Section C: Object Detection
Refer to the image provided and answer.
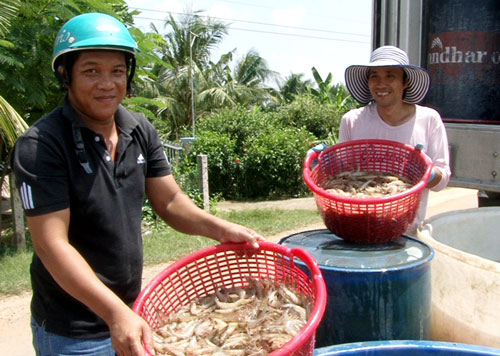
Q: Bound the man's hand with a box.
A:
[217,221,265,249]
[109,308,153,356]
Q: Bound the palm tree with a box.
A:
[0,96,28,198]
[197,49,279,111]
[149,12,228,138]
[230,50,279,105]
[142,12,278,139]
[0,0,19,36]
[278,73,313,103]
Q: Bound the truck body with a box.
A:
[372,0,500,197]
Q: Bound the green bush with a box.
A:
[182,106,315,199]
[185,131,239,198]
[195,106,275,147]
[174,96,351,201]
[273,94,343,141]
[240,126,313,198]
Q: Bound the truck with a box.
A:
[372,0,500,205]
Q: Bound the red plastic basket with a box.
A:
[303,139,433,243]
[133,241,327,356]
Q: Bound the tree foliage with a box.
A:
[0,0,21,37]
[278,73,313,103]
[274,94,342,142]
[134,12,279,140]
[0,1,358,202]
[0,0,30,160]
[308,66,358,110]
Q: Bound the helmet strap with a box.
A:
[72,123,93,174]
[54,65,66,90]
[54,54,77,91]
[127,56,136,96]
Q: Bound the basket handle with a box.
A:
[304,148,322,177]
[412,143,434,185]
[271,247,327,356]
[290,246,327,315]
[291,247,325,287]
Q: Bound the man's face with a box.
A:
[67,50,127,123]
[367,66,408,107]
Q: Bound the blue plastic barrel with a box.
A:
[314,340,500,355]
[279,229,434,348]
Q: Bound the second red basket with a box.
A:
[303,139,433,243]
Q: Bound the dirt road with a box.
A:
[0,187,479,355]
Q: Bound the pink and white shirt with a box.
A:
[339,102,451,234]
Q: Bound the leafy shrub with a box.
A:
[142,152,223,225]
[240,126,314,198]
[174,95,354,201]
[185,131,239,198]
[181,106,315,199]
[196,106,276,148]
[273,94,343,141]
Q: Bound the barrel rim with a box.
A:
[279,229,434,272]
[314,339,500,355]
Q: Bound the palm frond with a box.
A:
[0,0,21,37]
[0,95,28,148]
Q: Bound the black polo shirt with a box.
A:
[12,97,171,338]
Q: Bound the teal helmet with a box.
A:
[52,13,139,91]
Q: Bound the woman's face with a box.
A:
[367,66,408,107]
[67,50,127,124]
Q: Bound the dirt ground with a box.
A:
[0,187,479,355]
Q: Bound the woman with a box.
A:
[340,45,451,235]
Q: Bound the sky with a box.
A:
[125,0,373,86]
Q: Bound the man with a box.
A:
[12,13,263,356]
[340,45,451,234]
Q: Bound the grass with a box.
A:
[0,208,321,297]
[0,247,33,295]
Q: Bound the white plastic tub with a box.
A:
[417,207,500,348]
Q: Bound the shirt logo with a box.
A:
[20,182,34,210]
[137,153,146,164]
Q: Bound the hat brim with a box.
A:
[345,64,431,105]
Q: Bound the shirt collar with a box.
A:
[114,104,139,135]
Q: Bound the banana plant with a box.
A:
[308,66,358,111]
[308,66,334,104]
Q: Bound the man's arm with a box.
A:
[27,209,152,356]
[146,175,263,248]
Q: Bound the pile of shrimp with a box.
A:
[320,171,414,198]
[152,277,311,356]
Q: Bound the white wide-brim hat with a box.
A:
[345,46,431,105]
